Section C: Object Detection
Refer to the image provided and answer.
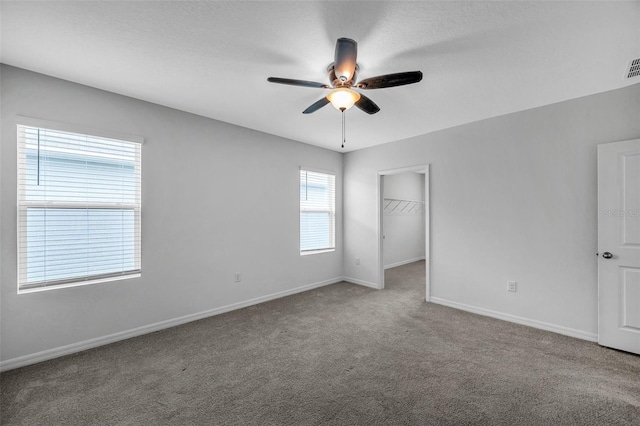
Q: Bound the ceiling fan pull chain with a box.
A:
[341,109,346,149]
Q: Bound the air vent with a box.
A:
[626,58,640,79]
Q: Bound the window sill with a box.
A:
[18,273,141,294]
[300,249,335,256]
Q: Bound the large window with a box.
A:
[17,123,142,292]
[300,169,335,254]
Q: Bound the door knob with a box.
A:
[602,252,613,259]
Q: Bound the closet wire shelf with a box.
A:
[383,198,424,216]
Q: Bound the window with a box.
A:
[17,123,142,292]
[300,169,335,254]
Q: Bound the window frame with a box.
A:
[299,168,336,256]
[16,117,143,293]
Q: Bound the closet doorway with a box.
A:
[378,165,430,301]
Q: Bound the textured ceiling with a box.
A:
[1,1,639,152]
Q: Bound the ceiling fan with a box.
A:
[267,38,423,115]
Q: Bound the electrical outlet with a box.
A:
[235,273,241,283]
[356,257,360,265]
[507,281,517,292]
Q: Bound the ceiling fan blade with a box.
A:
[334,38,358,83]
[303,97,330,114]
[354,94,380,115]
[267,77,329,89]
[356,71,423,89]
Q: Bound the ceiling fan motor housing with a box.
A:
[327,63,359,87]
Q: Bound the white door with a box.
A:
[597,139,640,354]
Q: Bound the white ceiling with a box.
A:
[1,1,639,152]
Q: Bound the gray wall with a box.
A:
[383,173,425,268]
[344,83,640,338]
[2,63,639,367]
[0,65,343,364]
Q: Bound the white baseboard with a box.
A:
[384,257,425,270]
[430,297,598,342]
[0,277,343,372]
[342,276,380,289]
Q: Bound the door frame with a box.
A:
[377,164,431,301]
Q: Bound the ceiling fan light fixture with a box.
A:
[327,88,361,111]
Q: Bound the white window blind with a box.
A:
[17,124,142,292]
[300,170,335,254]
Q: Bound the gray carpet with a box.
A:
[1,261,639,425]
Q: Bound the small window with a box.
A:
[17,124,142,292]
[300,169,335,255]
